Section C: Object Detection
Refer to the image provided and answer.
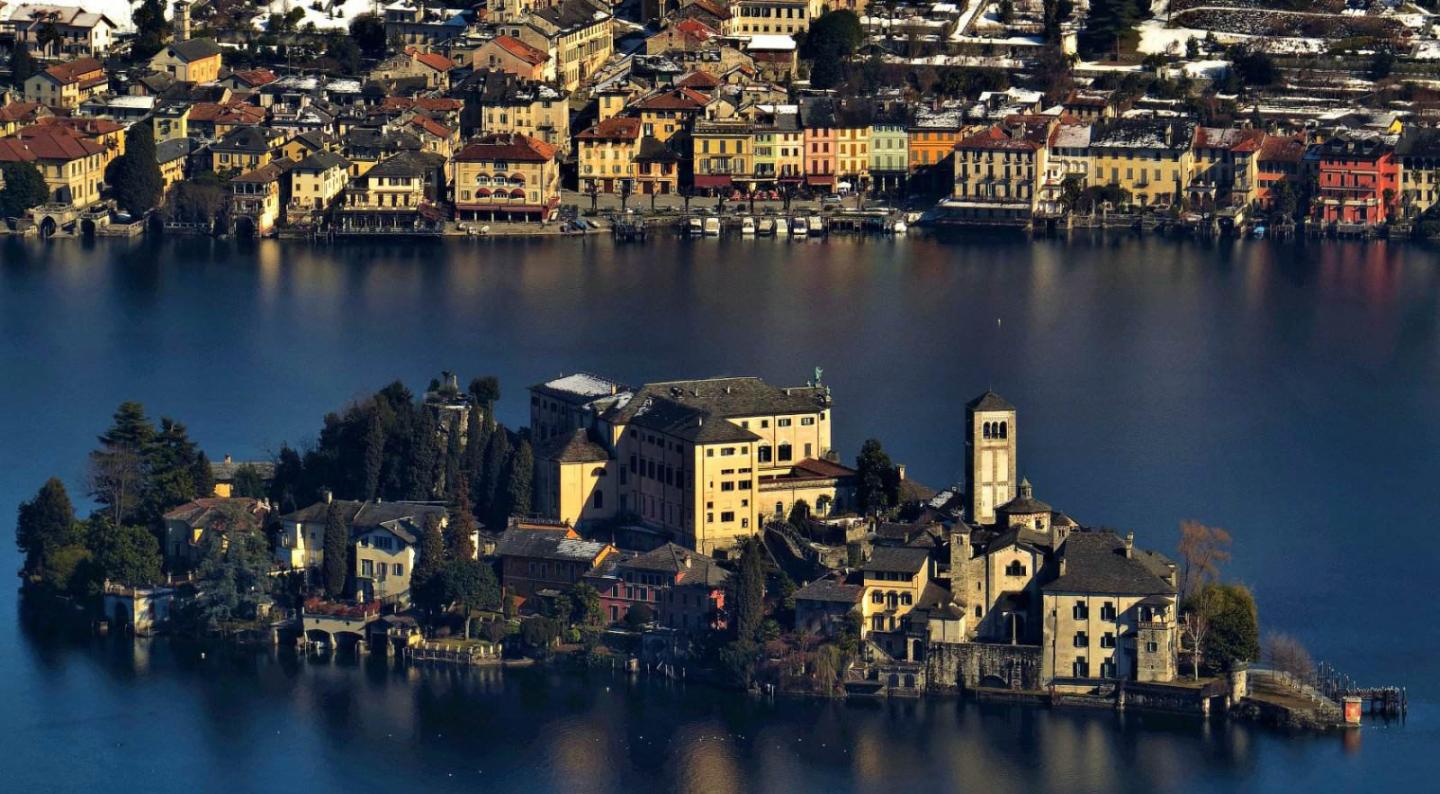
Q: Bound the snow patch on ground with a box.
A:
[252,0,377,32]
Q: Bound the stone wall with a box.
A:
[924,641,1043,692]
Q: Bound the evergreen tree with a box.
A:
[350,13,387,58]
[270,445,306,513]
[108,122,164,216]
[855,438,899,514]
[447,479,479,561]
[442,415,463,499]
[322,501,349,598]
[232,464,267,499]
[89,402,156,525]
[131,0,168,60]
[361,407,385,500]
[88,519,162,589]
[476,426,511,525]
[141,418,206,526]
[415,559,500,637]
[1196,583,1260,670]
[468,375,501,422]
[502,439,534,524]
[192,449,214,498]
[8,44,35,87]
[801,11,862,90]
[733,537,766,643]
[183,530,273,629]
[0,161,49,218]
[405,409,439,501]
[413,512,446,592]
[15,478,78,581]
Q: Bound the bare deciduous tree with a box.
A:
[1177,520,1232,602]
[1180,587,1215,681]
[1264,631,1315,680]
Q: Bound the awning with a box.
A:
[509,188,525,199]
[509,173,526,184]
[476,188,492,197]
[693,175,732,188]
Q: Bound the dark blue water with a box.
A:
[2,233,1437,791]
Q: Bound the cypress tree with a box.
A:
[109,122,163,217]
[322,501,349,598]
[447,479,479,561]
[406,410,439,501]
[502,439,534,524]
[362,407,384,500]
[733,537,766,643]
[442,415,463,499]
[191,449,214,499]
[8,44,35,87]
[413,512,446,588]
[476,426,510,525]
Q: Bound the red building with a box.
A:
[496,527,615,603]
[1313,133,1398,226]
[588,543,727,631]
[1255,134,1306,211]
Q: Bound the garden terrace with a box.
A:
[1171,7,1408,40]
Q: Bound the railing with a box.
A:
[1249,666,1343,718]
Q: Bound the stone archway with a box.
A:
[234,216,257,239]
[80,219,97,237]
[38,216,57,238]
[111,601,132,633]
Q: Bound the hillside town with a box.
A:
[3,1,1440,238]
[20,366,1384,726]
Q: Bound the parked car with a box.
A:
[821,195,843,208]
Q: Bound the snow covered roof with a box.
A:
[538,373,626,399]
[744,34,795,51]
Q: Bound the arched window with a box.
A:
[592,467,607,477]
[777,443,792,462]
[757,445,772,463]
[982,422,991,439]
[1006,560,1027,577]
[999,421,1008,439]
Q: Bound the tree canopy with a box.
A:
[802,11,863,90]
[322,501,349,598]
[108,121,164,217]
[732,536,766,643]
[1,161,49,218]
[855,439,900,514]
[16,478,78,581]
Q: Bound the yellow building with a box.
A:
[725,0,823,36]
[1088,119,1196,208]
[949,123,1049,221]
[275,500,447,602]
[0,125,106,207]
[229,159,291,237]
[516,0,614,92]
[470,75,571,155]
[860,547,931,642]
[1189,126,1265,210]
[531,373,853,556]
[338,150,445,232]
[632,86,710,143]
[452,133,561,221]
[151,103,190,142]
[156,138,191,193]
[149,38,223,83]
[1041,531,1178,685]
[836,124,870,185]
[577,116,642,193]
[210,125,284,175]
[23,57,107,110]
[288,150,350,219]
[693,119,754,192]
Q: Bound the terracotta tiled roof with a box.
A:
[1,124,104,161]
[0,102,46,123]
[404,47,456,73]
[491,35,549,66]
[409,115,452,138]
[455,132,558,162]
[633,87,709,111]
[189,101,266,125]
[382,96,463,113]
[956,125,1044,152]
[1258,133,1306,163]
[38,116,123,136]
[578,116,642,140]
[676,70,720,90]
[230,69,279,87]
[40,57,105,87]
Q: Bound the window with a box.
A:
[872,591,883,603]
[361,559,373,577]
[1073,657,1090,678]
[975,606,982,618]
[778,418,792,427]
[1072,602,1089,620]
[721,481,735,492]
[720,511,734,522]
[393,564,403,576]
[1100,632,1116,649]
[1145,641,1159,654]
[801,417,815,426]
[778,443,792,462]
[757,445,772,463]
[1073,631,1088,648]
[1005,560,1027,577]
[1100,602,1117,621]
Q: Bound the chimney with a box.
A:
[897,464,906,481]
[173,1,191,42]
[1059,557,1067,577]
[223,454,233,464]
[683,554,692,569]
[323,489,333,504]
[1125,532,1134,559]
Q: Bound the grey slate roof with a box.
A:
[293,150,351,172]
[621,543,727,586]
[606,377,829,424]
[1042,531,1176,596]
[166,38,223,63]
[863,546,931,575]
[496,528,609,563]
[537,428,611,463]
[794,575,863,604]
[966,390,1014,412]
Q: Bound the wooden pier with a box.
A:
[1316,661,1408,718]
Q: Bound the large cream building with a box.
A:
[532,373,854,556]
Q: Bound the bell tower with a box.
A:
[965,390,1017,525]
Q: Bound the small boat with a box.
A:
[808,215,825,235]
[792,217,808,237]
[741,216,756,235]
[775,217,789,237]
[1252,223,1267,239]
[758,217,775,236]
[686,217,704,236]
[703,216,721,236]
[891,219,908,235]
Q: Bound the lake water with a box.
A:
[1,232,1437,791]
